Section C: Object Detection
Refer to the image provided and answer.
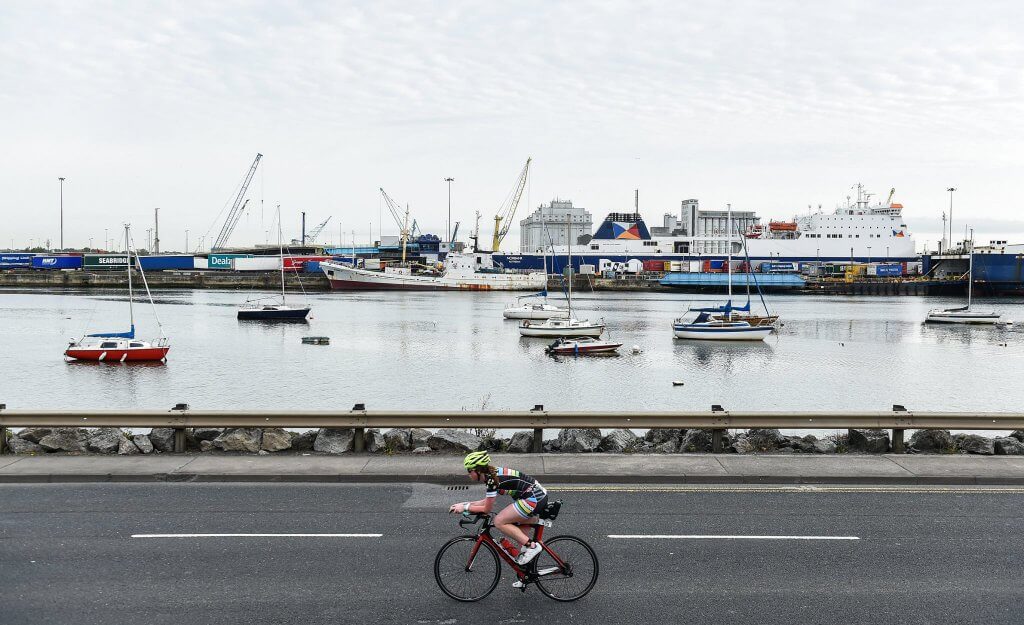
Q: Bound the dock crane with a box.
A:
[491,157,531,252]
[212,153,262,250]
[306,216,332,243]
[379,188,411,263]
[885,187,896,206]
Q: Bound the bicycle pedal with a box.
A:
[541,520,553,527]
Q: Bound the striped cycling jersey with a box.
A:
[485,467,546,500]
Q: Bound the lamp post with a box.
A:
[185,229,189,253]
[58,177,65,250]
[444,177,454,245]
[104,228,108,251]
[867,246,871,264]
[947,187,956,251]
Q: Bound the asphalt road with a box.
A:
[2,483,1022,624]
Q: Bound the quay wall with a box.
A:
[0,269,330,291]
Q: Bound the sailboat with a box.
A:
[673,204,773,341]
[65,225,170,362]
[712,223,780,328]
[238,208,311,321]
[520,223,606,339]
[503,240,568,320]
[926,229,1000,324]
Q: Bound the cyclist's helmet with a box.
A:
[464,451,491,471]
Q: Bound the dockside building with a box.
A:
[519,199,593,253]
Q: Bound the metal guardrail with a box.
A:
[1,404,1022,454]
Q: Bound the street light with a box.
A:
[444,177,455,245]
[867,246,871,263]
[58,177,65,250]
[947,187,956,251]
[185,229,189,253]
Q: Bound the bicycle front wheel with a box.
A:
[534,535,599,601]
[434,536,501,602]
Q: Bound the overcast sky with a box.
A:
[2,0,1023,252]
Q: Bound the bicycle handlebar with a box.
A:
[457,512,490,528]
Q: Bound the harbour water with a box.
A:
[1,290,1022,425]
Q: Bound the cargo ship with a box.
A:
[320,252,545,291]
[493,185,917,273]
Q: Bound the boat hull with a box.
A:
[503,308,570,320]
[925,312,1001,324]
[672,325,773,341]
[64,346,170,362]
[237,307,310,320]
[520,324,605,338]
[322,262,545,291]
[548,342,622,354]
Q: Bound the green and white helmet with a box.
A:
[463,451,491,471]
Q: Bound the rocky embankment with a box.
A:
[5,427,1024,456]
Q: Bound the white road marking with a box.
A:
[608,534,859,540]
[131,533,383,538]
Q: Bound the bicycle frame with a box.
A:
[461,514,568,584]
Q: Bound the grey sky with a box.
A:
[2,0,1023,251]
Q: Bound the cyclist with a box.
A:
[449,451,547,568]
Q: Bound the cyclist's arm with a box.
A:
[465,497,495,514]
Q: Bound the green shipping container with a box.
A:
[84,254,131,270]
[207,254,253,269]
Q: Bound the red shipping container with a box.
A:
[642,260,665,272]
[282,256,330,270]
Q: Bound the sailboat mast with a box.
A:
[125,224,134,329]
[278,206,286,303]
[967,228,974,308]
[566,221,572,318]
[727,203,733,305]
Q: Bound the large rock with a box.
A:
[1010,430,1024,442]
[384,428,413,452]
[598,429,640,453]
[9,437,44,454]
[38,428,88,453]
[730,436,756,454]
[847,429,890,453]
[679,429,722,452]
[315,428,356,454]
[955,434,995,455]
[557,428,602,453]
[995,437,1024,455]
[118,438,141,455]
[260,428,292,452]
[17,427,52,443]
[645,428,685,446]
[427,429,482,453]
[811,439,837,454]
[199,440,216,452]
[192,428,224,442]
[213,428,263,453]
[364,429,386,453]
[908,430,953,453]
[745,429,786,451]
[291,430,317,452]
[87,428,125,454]
[133,435,155,454]
[410,428,432,448]
[652,440,678,454]
[507,431,534,453]
[148,428,177,453]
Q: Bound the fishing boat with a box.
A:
[545,336,622,355]
[519,222,605,338]
[926,229,1001,325]
[238,208,311,321]
[673,204,774,341]
[65,225,170,362]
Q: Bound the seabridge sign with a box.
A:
[84,254,130,269]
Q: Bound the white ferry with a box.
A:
[493,185,916,272]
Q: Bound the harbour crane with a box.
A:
[306,216,332,243]
[379,188,411,263]
[491,157,532,252]
[885,187,896,206]
[450,221,460,245]
[212,153,262,250]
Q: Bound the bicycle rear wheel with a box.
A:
[534,535,599,601]
[434,536,501,602]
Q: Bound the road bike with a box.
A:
[433,501,599,602]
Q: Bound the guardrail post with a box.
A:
[352,403,366,453]
[531,405,544,454]
[171,403,188,453]
[0,404,7,455]
[712,429,725,453]
[892,404,907,453]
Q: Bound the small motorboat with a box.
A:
[546,336,622,355]
[237,303,311,321]
[520,317,605,338]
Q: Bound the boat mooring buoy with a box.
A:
[672,380,685,386]
[302,336,330,345]
[631,345,641,354]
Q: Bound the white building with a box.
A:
[519,199,593,252]
[649,199,759,254]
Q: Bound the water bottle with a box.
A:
[500,537,520,557]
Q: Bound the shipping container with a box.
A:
[231,257,280,271]
[208,254,252,270]
[874,263,903,277]
[32,255,83,270]
[283,255,330,271]
[642,259,665,272]
[193,257,209,270]
[0,253,37,268]
[364,258,382,270]
[761,262,797,273]
[304,261,322,274]
[688,260,702,273]
[625,259,643,273]
[702,259,725,273]
[579,264,596,275]
[84,254,131,270]
[669,261,684,273]
[137,255,195,271]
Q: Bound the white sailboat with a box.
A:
[673,204,773,341]
[238,208,311,321]
[926,229,1000,324]
[503,242,569,320]
[519,223,605,338]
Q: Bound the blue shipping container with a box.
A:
[32,256,83,270]
[761,262,797,273]
[0,254,36,268]
[875,264,903,277]
[304,261,321,274]
[138,255,195,271]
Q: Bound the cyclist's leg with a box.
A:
[494,503,533,546]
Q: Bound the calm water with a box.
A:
[1,288,1022,418]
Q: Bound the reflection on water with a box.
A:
[0,289,1020,413]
